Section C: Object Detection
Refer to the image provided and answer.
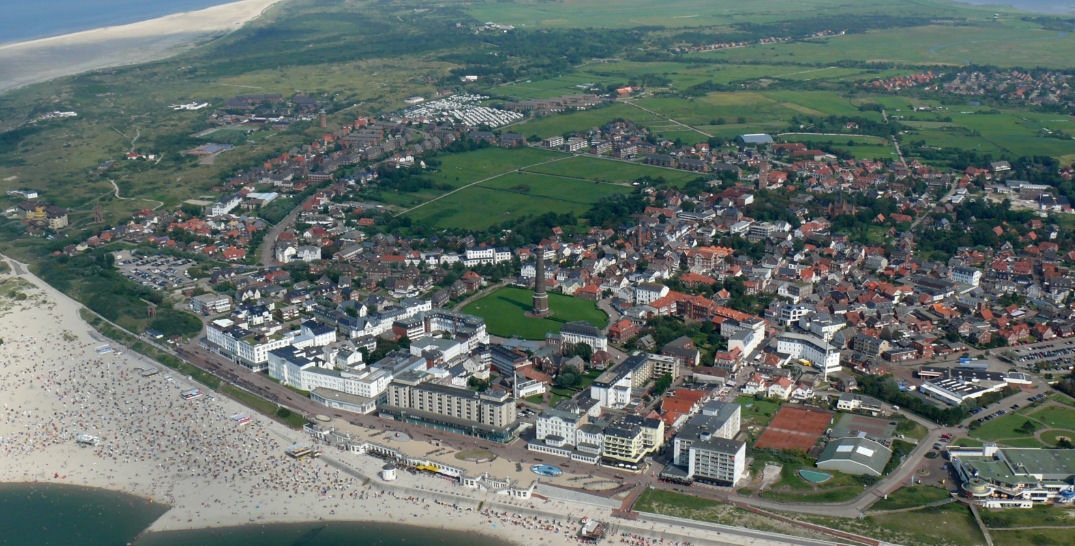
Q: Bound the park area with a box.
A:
[461,286,607,339]
[969,397,1075,448]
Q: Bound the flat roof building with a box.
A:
[380,371,518,443]
[816,437,892,477]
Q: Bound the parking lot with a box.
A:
[970,392,1048,424]
[1011,339,1075,371]
[115,251,195,291]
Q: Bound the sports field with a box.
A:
[754,405,834,452]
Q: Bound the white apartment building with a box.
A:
[560,321,608,352]
[777,332,842,378]
[634,282,670,306]
[688,438,746,487]
[535,408,584,448]
[206,319,294,372]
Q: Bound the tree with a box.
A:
[652,373,673,397]
[570,343,593,362]
[555,364,582,389]
[468,376,490,392]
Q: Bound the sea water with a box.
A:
[0,482,169,546]
[0,0,235,45]
[0,482,514,546]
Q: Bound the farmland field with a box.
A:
[464,0,986,30]
[693,23,1075,68]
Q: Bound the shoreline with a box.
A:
[0,0,286,95]
[0,256,726,546]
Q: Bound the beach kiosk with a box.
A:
[381,463,397,481]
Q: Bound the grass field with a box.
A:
[980,503,1075,528]
[521,156,702,186]
[1028,404,1075,430]
[511,103,654,138]
[405,171,630,230]
[990,529,1072,546]
[737,395,781,429]
[634,488,832,542]
[461,286,607,339]
[870,486,952,511]
[758,466,865,503]
[694,22,1075,69]
[866,503,985,546]
[464,0,986,29]
[779,134,895,160]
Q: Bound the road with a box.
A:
[258,200,307,267]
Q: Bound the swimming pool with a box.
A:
[798,469,833,484]
[530,464,563,477]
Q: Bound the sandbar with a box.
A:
[0,0,285,95]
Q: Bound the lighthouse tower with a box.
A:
[532,247,550,317]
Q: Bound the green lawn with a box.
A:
[1039,429,1075,447]
[970,413,1042,443]
[759,466,866,503]
[870,486,951,511]
[521,155,701,186]
[1029,405,1075,430]
[738,395,781,429]
[406,171,630,230]
[461,286,607,339]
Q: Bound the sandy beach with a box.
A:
[0,0,285,95]
[0,257,735,546]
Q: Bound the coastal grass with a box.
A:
[430,147,568,188]
[865,503,984,546]
[979,503,1075,528]
[220,384,307,429]
[869,485,951,511]
[800,503,985,546]
[990,529,1074,546]
[635,488,835,543]
[461,286,607,340]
